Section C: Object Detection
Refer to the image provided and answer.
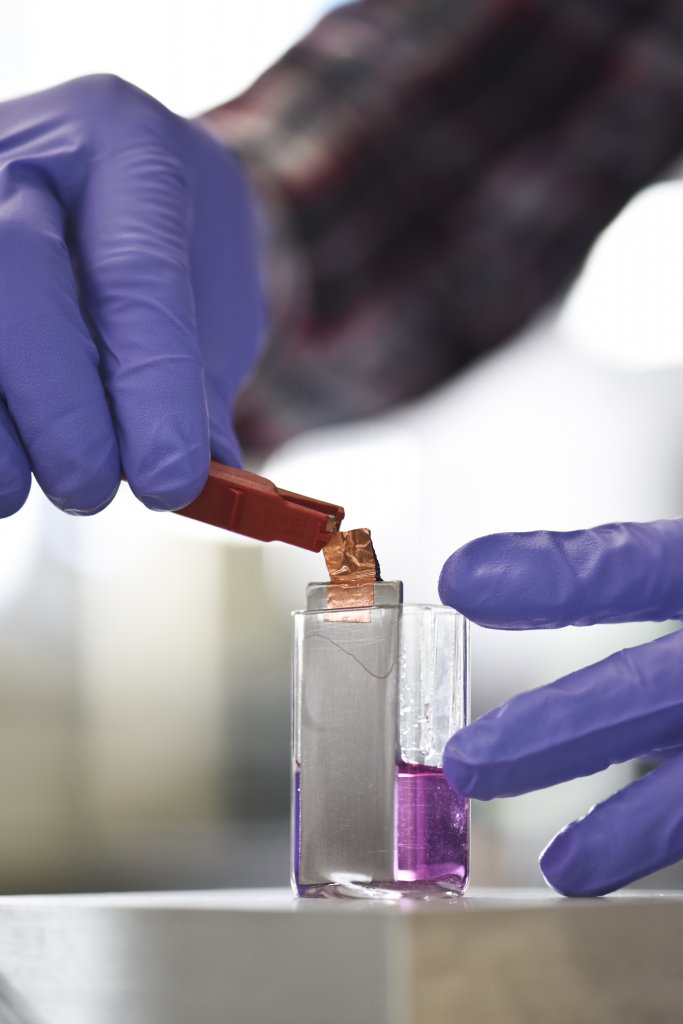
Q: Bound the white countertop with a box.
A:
[0,887,680,1024]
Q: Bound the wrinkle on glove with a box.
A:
[439,517,683,896]
[0,76,266,515]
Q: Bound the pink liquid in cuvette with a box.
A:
[395,761,468,886]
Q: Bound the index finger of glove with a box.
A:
[73,106,210,511]
[443,629,683,799]
[439,519,683,629]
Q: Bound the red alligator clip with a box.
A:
[174,461,345,552]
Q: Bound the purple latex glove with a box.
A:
[0,75,265,515]
[439,519,683,896]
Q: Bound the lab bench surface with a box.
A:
[0,887,680,1024]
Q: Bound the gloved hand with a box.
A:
[0,75,265,515]
[439,518,683,897]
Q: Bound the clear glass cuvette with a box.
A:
[292,596,469,899]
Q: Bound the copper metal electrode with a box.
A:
[323,528,382,611]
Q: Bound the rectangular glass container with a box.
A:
[292,590,469,899]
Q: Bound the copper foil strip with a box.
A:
[323,528,381,617]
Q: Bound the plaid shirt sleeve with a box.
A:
[202,0,683,453]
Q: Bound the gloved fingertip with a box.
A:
[137,484,203,513]
[443,729,494,800]
[47,469,121,517]
[539,825,608,898]
[438,546,473,609]
[61,480,120,516]
[438,535,514,625]
[539,830,576,896]
[132,461,210,513]
[437,553,457,607]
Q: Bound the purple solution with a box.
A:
[395,761,468,888]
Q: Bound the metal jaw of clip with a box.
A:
[296,579,403,888]
[174,461,344,551]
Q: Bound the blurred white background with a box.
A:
[0,0,682,894]
[0,0,339,114]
